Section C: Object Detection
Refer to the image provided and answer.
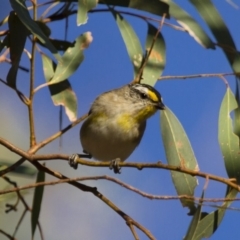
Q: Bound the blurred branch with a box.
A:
[28,1,38,147]
[128,223,139,240]
[30,161,156,239]
[90,8,185,32]
[0,114,87,176]
[2,175,240,204]
[31,113,88,152]
[0,78,30,105]
[0,229,16,240]
[159,72,240,81]
[2,176,43,239]
[0,138,155,238]
[41,8,185,32]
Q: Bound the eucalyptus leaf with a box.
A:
[7,11,28,87]
[218,87,240,183]
[141,23,166,86]
[10,0,61,61]
[50,32,93,84]
[162,0,215,49]
[192,187,238,239]
[77,0,97,26]
[113,12,143,78]
[190,0,240,73]
[161,107,198,214]
[31,170,45,237]
[41,53,78,122]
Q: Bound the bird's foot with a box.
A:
[69,153,92,170]
[109,158,121,174]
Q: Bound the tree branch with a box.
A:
[1,175,240,203]
[31,161,156,239]
[0,137,240,192]
[158,72,240,81]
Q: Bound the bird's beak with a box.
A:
[156,102,165,110]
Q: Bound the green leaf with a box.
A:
[7,11,28,87]
[99,0,170,18]
[9,0,61,61]
[41,53,78,121]
[77,0,97,26]
[35,21,51,37]
[50,32,93,84]
[31,170,45,237]
[0,161,37,176]
[234,82,240,138]
[141,23,166,86]
[51,39,73,51]
[184,191,204,240]
[218,87,240,182]
[62,0,169,17]
[113,12,143,78]
[160,107,198,214]
[162,0,215,49]
[192,187,237,239]
[190,0,240,73]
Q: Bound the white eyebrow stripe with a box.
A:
[133,85,149,94]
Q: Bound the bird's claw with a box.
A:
[69,153,92,170]
[69,154,79,169]
[109,158,121,174]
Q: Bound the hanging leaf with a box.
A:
[190,0,240,73]
[161,107,198,214]
[50,32,93,84]
[41,53,78,122]
[141,23,166,86]
[77,0,97,26]
[162,0,215,49]
[51,39,73,51]
[113,12,143,78]
[190,187,237,239]
[9,0,61,61]
[234,82,240,138]
[31,170,45,238]
[218,87,240,183]
[98,0,170,18]
[7,11,28,87]
[184,191,205,240]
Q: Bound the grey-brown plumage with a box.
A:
[80,83,165,162]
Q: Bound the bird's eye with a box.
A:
[140,93,147,99]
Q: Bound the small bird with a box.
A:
[69,83,165,172]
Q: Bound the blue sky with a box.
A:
[1,1,240,239]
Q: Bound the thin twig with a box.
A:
[31,113,88,152]
[133,13,166,84]
[0,114,87,176]
[40,1,59,19]
[31,161,156,240]
[0,78,30,105]
[37,222,44,240]
[1,175,240,203]
[128,222,140,240]
[28,0,38,147]
[0,136,240,192]
[13,209,28,237]
[0,229,16,240]
[2,176,32,238]
[158,72,240,81]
